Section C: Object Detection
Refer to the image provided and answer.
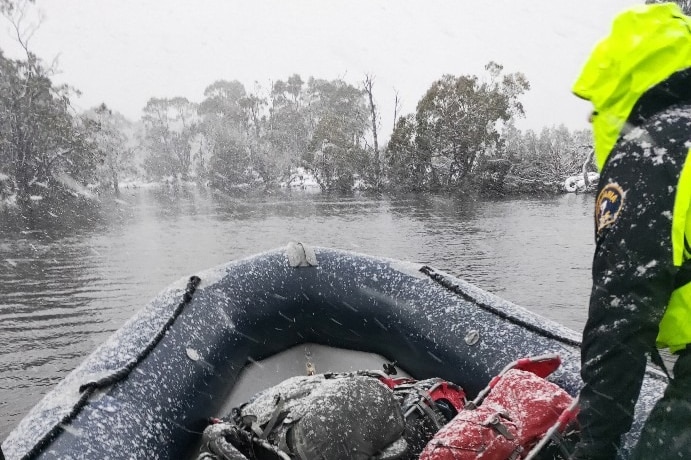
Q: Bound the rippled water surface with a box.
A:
[0,187,595,440]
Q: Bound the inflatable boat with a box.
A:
[2,243,668,459]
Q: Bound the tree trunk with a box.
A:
[112,169,119,196]
[364,75,380,189]
[582,149,594,187]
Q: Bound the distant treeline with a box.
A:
[0,1,597,212]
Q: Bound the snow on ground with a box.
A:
[564,172,599,193]
[0,167,333,209]
[280,167,321,190]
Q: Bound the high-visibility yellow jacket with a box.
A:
[571,4,691,459]
[573,2,691,352]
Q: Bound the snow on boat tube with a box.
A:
[2,243,667,459]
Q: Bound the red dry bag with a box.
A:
[420,369,574,460]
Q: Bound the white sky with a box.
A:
[1,0,642,140]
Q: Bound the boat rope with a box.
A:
[419,266,581,347]
[78,275,202,393]
[19,275,202,460]
[420,266,671,388]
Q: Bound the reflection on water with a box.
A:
[0,186,595,440]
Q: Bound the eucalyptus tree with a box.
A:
[385,62,529,193]
[82,104,136,194]
[0,50,99,204]
[497,124,594,194]
[499,124,540,179]
[304,78,370,192]
[535,125,588,180]
[141,97,198,181]
[240,90,272,182]
[198,80,256,188]
[266,74,310,182]
[1,0,100,205]
[383,114,427,191]
[416,62,529,190]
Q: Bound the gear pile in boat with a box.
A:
[197,355,579,460]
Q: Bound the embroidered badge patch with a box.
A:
[596,183,625,234]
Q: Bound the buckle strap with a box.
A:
[483,413,515,440]
[261,395,286,439]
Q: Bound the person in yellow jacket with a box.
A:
[571,3,691,459]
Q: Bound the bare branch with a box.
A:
[5,0,42,60]
[392,88,401,131]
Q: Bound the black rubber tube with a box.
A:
[19,276,202,460]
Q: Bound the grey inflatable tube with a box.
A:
[3,245,667,459]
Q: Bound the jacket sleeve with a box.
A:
[572,126,682,459]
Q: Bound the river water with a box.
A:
[0,186,595,441]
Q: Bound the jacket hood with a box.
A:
[573,3,691,170]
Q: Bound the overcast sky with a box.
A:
[2,0,641,139]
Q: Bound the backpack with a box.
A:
[419,369,575,460]
[197,371,466,460]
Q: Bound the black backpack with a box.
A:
[197,371,463,460]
